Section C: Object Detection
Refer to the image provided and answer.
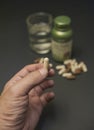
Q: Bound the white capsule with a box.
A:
[64,59,72,65]
[79,62,88,72]
[39,58,44,63]
[58,67,66,75]
[49,63,53,68]
[71,59,77,64]
[82,65,88,72]
[56,65,65,70]
[62,73,76,79]
[44,57,49,69]
[62,72,72,77]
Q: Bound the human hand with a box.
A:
[0,63,55,130]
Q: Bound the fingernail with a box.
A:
[39,67,48,77]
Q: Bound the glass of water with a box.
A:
[26,12,53,54]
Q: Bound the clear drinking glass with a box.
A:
[26,12,53,54]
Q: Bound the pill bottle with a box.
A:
[51,15,73,62]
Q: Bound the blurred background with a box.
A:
[0,0,94,130]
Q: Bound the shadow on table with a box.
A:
[35,101,70,130]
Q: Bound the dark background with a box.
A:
[0,0,94,130]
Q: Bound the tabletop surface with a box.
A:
[0,0,94,130]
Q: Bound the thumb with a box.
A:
[12,67,48,96]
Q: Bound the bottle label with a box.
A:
[51,40,73,62]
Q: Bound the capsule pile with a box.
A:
[56,59,88,79]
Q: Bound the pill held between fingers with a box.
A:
[44,57,49,70]
[39,58,44,63]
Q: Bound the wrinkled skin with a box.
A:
[0,63,55,130]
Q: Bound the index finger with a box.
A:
[4,64,43,90]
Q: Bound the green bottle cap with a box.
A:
[54,15,71,28]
